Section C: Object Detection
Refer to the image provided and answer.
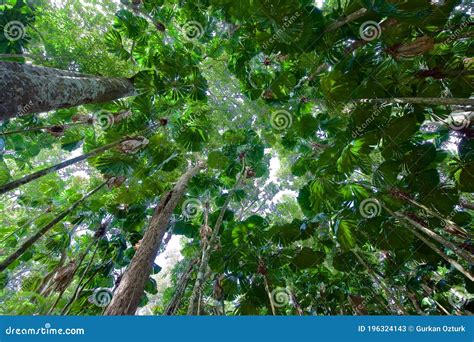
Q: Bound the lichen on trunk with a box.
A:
[0,62,135,121]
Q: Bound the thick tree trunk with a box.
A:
[0,139,125,195]
[0,62,135,121]
[104,162,205,315]
[0,182,106,272]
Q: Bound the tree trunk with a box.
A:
[165,258,199,315]
[0,139,125,195]
[0,122,88,136]
[324,8,368,32]
[187,166,245,315]
[60,241,100,314]
[353,250,406,315]
[404,223,474,281]
[460,199,474,211]
[104,162,205,315]
[0,62,135,121]
[0,182,106,272]
[38,219,82,296]
[383,205,474,265]
[353,97,474,106]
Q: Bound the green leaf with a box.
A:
[335,219,356,251]
[208,151,230,169]
[291,247,325,270]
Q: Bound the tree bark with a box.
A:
[383,205,474,265]
[353,97,474,106]
[187,166,245,315]
[352,250,406,315]
[38,219,82,296]
[0,62,135,121]
[164,258,199,315]
[0,122,88,136]
[60,241,100,314]
[324,8,368,33]
[0,139,125,195]
[104,162,205,315]
[0,182,106,272]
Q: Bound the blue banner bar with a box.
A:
[0,316,472,342]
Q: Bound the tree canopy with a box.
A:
[0,0,473,316]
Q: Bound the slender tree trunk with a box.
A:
[406,224,474,281]
[60,242,100,314]
[407,291,424,315]
[164,258,199,315]
[38,219,82,296]
[0,62,135,120]
[263,274,276,316]
[383,205,474,265]
[401,196,467,238]
[0,122,88,136]
[47,239,98,315]
[104,162,205,315]
[187,166,245,315]
[0,139,125,195]
[460,199,474,211]
[353,250,406,315]
[0,208,50,244]
[353,97,474,106]
[324,8,368,33]
[0,182,106,272]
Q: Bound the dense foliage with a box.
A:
[0,0,473,315]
